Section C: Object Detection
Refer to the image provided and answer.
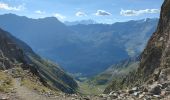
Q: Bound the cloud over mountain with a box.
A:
[120,9,160,16]
[95,10,112,16]
[53,13,66,20]
[0,2,25,11]
[35,10,45,14]
[75,11,87,17]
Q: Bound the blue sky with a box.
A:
[0,0,164,23]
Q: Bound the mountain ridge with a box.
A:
[0,13,158,76]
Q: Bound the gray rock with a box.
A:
[133,92,140,97]
[149,84,162,95]
[132,87,138,91]
[83,96,90,100]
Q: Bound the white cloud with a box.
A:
[35,10,45,14]
[95,10,112,16]
[53,13,66,20]
[75,11,87,17]
[0,2,25,11]
[120,9,160,16]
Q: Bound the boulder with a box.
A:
[149,84,161,95]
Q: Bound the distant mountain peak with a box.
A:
[64,19,97,26]
[0,13,61,22]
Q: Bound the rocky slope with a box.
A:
[138,0,170,80]
[0,28,78,94]
[103,0,170,99]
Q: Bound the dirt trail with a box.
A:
[12,78,101,100]
[13,78,57,100]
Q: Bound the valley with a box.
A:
[0,0,168,100]
[0,14,158,76]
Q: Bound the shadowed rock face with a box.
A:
[0,28,78,94]
[0,29,27,69]
[139,0,170,78]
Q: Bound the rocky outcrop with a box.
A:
[104,0,170,97]
[138,0,170,80]
[0,28,78,93]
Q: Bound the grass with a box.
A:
[0,71,13,92]
[8,65,59,95]
[21,77,57,94]
[78,81,106,95]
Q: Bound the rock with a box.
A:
[108,91,114,95]
[143,97,151,100]
[109,94,118,99]
[153,69,161,81]
[139,94,144,99]
[99,94,107,98]
[159,69,168,82]
[143,88,148,92]
[165,86,170,91]
[159,37,164,41]
[149,84,162,95]
[71,98,76,100]
[132,87,138,91]
[109,92,118,97]
[128,87,138,94]
[133,92,140,97]
[128,90,134,94]
[161,90,166,96]
[0,96,9,100]
[83,97,90,100]
[147,80,154,85]
[153,95,161,99]
[161,82,168,89]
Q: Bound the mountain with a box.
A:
[89,56,139,86]
[67,19,158,76]
[0,28,78,94]
[104,0,170,98]
[78,56,139,95]
[69,18,158,57]
[64,19,97,26]
[0,14,158,76]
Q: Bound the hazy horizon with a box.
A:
[0,0,163,24]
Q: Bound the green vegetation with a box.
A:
[87,58,140,93]
[21,76,59,95]
[11,67,25,78]
[0,71,13,92]
[77,60,139,95]
[78,81,106,95]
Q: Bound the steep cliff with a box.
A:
[138,0,170,79]
[104,0,170,93]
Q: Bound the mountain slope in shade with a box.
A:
[0,14,158,76]
[0,28,78,94]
